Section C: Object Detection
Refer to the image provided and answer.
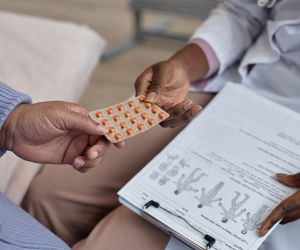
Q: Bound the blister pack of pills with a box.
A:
[89,96,170,143]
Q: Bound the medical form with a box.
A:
[118,82,300,250]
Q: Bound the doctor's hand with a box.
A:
[135,44,208,128]
[0,101,125,173]
[259,173,300,236]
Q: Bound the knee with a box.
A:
[21,174,54,213]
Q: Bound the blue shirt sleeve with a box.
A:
[0,82,32,157]
[0,192,71,250]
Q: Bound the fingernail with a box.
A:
[164,101,174,111]
[145,92,157,102]
[98,125,109,133]
[184,101,193,111]
[80,168,91,174]
[271,175,278,181]
[90,151,99,160]
[276,173,288,179]
[191,106,203,116]
[74,159,85,170]
[260,229,269,237]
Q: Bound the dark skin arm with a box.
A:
[135,44,209,128]
[260,173,300,236]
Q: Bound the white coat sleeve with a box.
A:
[190,0,270,74]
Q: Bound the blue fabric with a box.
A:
[0,193,71,250]
[0,82,32,157]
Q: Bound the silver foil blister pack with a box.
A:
[89,95,169,143]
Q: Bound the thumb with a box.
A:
[65,111,109,135]
[276,173,300,187]
[144,61,171,103]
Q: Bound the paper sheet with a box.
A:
[118,82,300,250]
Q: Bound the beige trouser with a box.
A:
[21,92,215,250]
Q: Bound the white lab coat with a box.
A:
[191,0,300,113]
[166,0,300,249]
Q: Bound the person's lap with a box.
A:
[72,205,170,250]
[21,92,215,249]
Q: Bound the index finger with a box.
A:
[135,67,153,97]
[144,62,171,103]
[259,193,300,236]
[114,140,125,148]
[64,102,90,116]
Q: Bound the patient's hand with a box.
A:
[259,173,300,237]
[0,101,124,173]
[135,44,208,128]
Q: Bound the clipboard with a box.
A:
[119,197,216,250]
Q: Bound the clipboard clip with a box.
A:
[143,200,216,250]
